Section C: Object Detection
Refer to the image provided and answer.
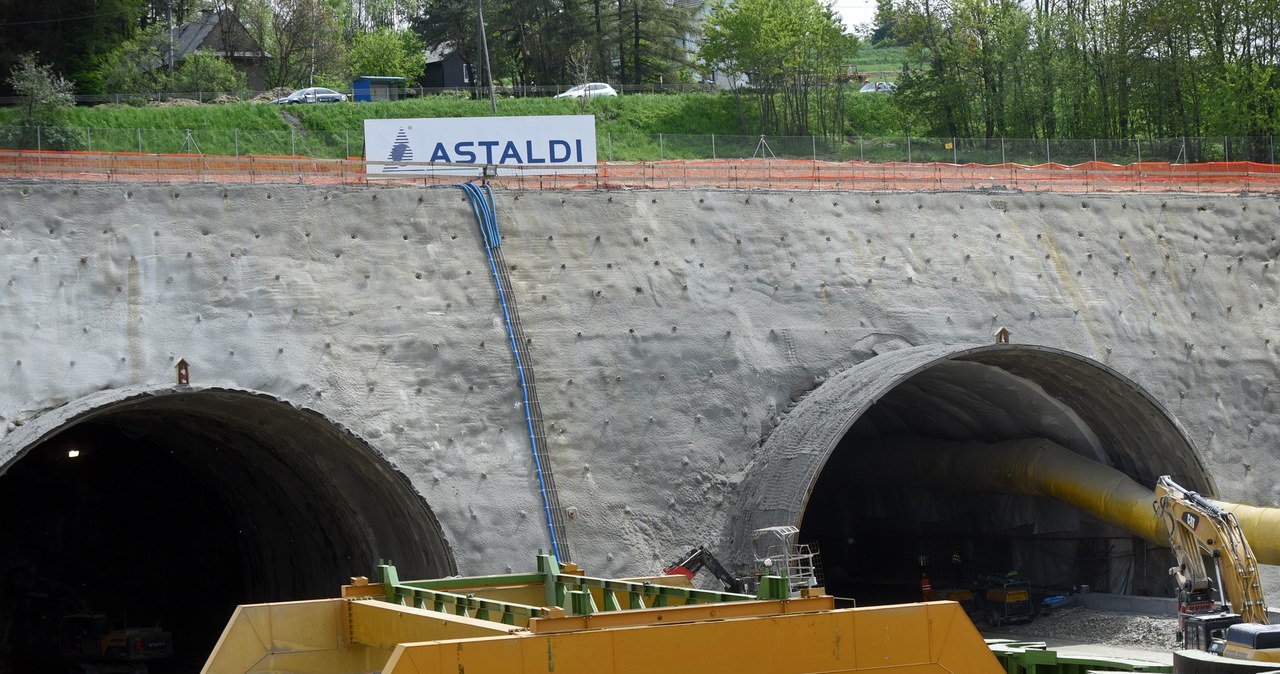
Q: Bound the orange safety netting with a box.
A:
[3,150,1280,193]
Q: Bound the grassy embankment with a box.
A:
[0,91,903,161]
[854,45,913,80]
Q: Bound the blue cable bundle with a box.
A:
[459,182,562,561]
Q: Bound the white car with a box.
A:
[555,83,618,99]
[859,81,898,94]
[273,87,349,104]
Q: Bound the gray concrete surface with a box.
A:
[1078,592,1178,616]
[2,183,1279,595]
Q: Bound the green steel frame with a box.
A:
[376,552,773,626]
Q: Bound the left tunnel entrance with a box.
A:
[0,387,455,673]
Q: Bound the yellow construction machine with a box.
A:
[198,551,1182,674]
[1155,476,1280,664]
[837,438,1280,669]
[59,612,173,674]
[199,552,1005,674]
[976,573,1034,627]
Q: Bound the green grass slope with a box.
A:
[0,90,903,159]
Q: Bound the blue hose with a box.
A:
[458,182,563,561]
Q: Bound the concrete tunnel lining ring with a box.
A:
[726,342,1211,567]
[0,383,458,584]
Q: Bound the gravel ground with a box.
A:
[993,606,1181,652]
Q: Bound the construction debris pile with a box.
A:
[999,606,1181,651]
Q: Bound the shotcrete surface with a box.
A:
[2,183,1279,589]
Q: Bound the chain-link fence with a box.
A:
[0,82,719,107]
[611,134,1279,164]
[2,125,1276,165]
[5,150,1278,194]
[0,126,362,159]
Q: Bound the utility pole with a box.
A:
[310,0,317,87]
[478,0,496,112]
[167,0,174,78]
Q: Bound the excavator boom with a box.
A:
[1155,476,1269,625]
[662,546,745,593]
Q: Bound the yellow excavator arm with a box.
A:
[1154,475,1269,625]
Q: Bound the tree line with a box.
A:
[0,0,707,96]
[879,0,1280,147]
[3,0,1280,147]
[0,0,851,133]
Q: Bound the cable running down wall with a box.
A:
[460,181,570,562]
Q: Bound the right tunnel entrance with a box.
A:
[733,343,1214,608]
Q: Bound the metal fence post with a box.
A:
[952,137,957,164]
[860,136,864,161]
[608,132,612,162]
[711,134,716,160]
[1093,138,1097,164]
[291,127,296,156]
[37,126,41,152]
[137,128,142,154]
[812,135,816,161]
[907,135,912,163]
[1045,137,1049,165]
[1137,138,1141,164]
[235,128,239,157]
[660,133,664,161]
[86,127,92,152]
[345,130,349,159]
[1001,137,1005,165]
[1224,136,1229,162]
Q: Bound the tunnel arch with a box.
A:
[0,384,454,671]
[728,343,1212,602]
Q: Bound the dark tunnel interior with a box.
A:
[798,352,1211,614]
[0,389,455,673]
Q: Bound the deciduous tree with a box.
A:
[347,28,427,80]
[263,0,345,87]
[89,26,169,97]
[700,0,858,135]
[172,50,249,97]
[5,53,79,149]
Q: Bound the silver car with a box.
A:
[274,87,349,104]
[555,83,618,99]
[859,81,898,94]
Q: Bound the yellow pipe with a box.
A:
[858,437,1280,565]
[1213,501,1280,566]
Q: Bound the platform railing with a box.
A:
[375,553,760,628]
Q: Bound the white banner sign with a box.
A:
[364,115,597,175]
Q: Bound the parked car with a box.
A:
[273,87,348,104]
[555,83,618,99]
[859,81,898,93]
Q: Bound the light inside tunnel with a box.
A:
[794,347,1210,610]
[0,389,454,673]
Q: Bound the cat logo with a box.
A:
[1182,512,1200,530]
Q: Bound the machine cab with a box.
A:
[1182,611,1242,652]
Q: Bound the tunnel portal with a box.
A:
[0,387,455,673]
[734,344,1211,608]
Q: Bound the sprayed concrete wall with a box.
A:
[2,183,1279,589]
